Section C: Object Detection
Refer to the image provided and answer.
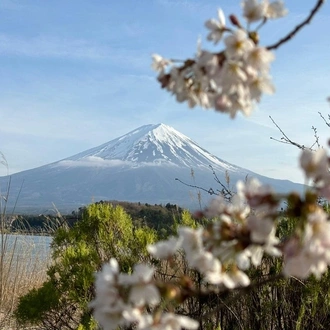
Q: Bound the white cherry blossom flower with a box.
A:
[237,178,275,208]
[266,0,288,19]
[159,313,199,330]
[205,9,226,44]
[300,149,329,179]
[128,264,160,307]
[203,195,227,218]
[283,208,330,279]
[221,60,248,90]
[222,269,250,288]
[248,75,275,101]
[215,94,233,112]
[224,29,254,58]
[245,47,275,72]
[190,251,223,284]
[178,227,204,255]
[90,259,128,330]
[242,0,268,23]
[147,236,182,259]
[152,54,171,73]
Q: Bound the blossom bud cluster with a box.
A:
[149,178,281,287]
[283,207,330,279]
[300,149,330,199]
[152,1,287,117]
[90,258,199,330]
[277,148,330,279]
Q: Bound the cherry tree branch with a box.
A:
[175,166,234,202]
[269,115,311,150]
[266,0,325,50]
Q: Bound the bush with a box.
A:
[14,202,157,329]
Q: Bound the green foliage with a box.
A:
[14,281,60,325]
[15,203,156,329]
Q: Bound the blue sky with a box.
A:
[0,0,330,184]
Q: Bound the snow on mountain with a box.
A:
[57,123,237,171]
[0,123,305,214]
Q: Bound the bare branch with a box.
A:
[175,166,235,202]
[318,111,330,128]
[209,166,234,201]
[266,0,325,51]
[310,126,320,149]
[269,115,309,150]
[175,178,219,196]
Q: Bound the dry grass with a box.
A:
[0,233,51,329]
[0,155,51,329]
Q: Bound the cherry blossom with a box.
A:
[242,0,268,23]
[205,9,226,44]
[266,0,288,19]
[225,29,255,58]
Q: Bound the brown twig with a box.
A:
[269,116,309,150]
[266,0,325,51]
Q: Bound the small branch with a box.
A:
[318,111,330,128]
[310,126,320,149]
[269,116,308,150]
[175,178,219,196]
[266,0,325,51]
[209,166,234,201]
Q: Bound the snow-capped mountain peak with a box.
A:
[0,123,305,213]
[64,123,236,170]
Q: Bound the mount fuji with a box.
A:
[0,123,304,213]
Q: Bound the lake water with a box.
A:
[0,234,52,261]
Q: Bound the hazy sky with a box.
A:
[1,0,330,184]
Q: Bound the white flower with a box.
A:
[247,214,274,243]
[222,269,250,288]
[160,313,199,330]
[221,60,248,90]
[224,29,254,58]
[130,284,160,307]
[196,51,220,77]
[190,251,223,284]
[128,264,160,307]
[248,75,275,101]
[178,227,204,255]
[237,178,275,208]
[205,9,226,44]
[152,54,171,73]
[300,149,329,179]
[227,193,250,220]
[90,259,128,330]
[147,236,182,259]
[245,47,275,72]
[266,0,288,19]
[215,94,233,112]
[242,0,268,22]
[203,195,227,218]
[283,208,330,279]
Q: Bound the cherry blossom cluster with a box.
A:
[90,179,280,329]
[91,146,330,329]
[300,148,330,199]
[91,1,330,329]
[90,258,199,330]
[152,1,287,117]
[149,178,281,285]
[281,149,330,279]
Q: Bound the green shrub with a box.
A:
[14,203,156,329]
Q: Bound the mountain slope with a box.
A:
[0,123,304,213]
